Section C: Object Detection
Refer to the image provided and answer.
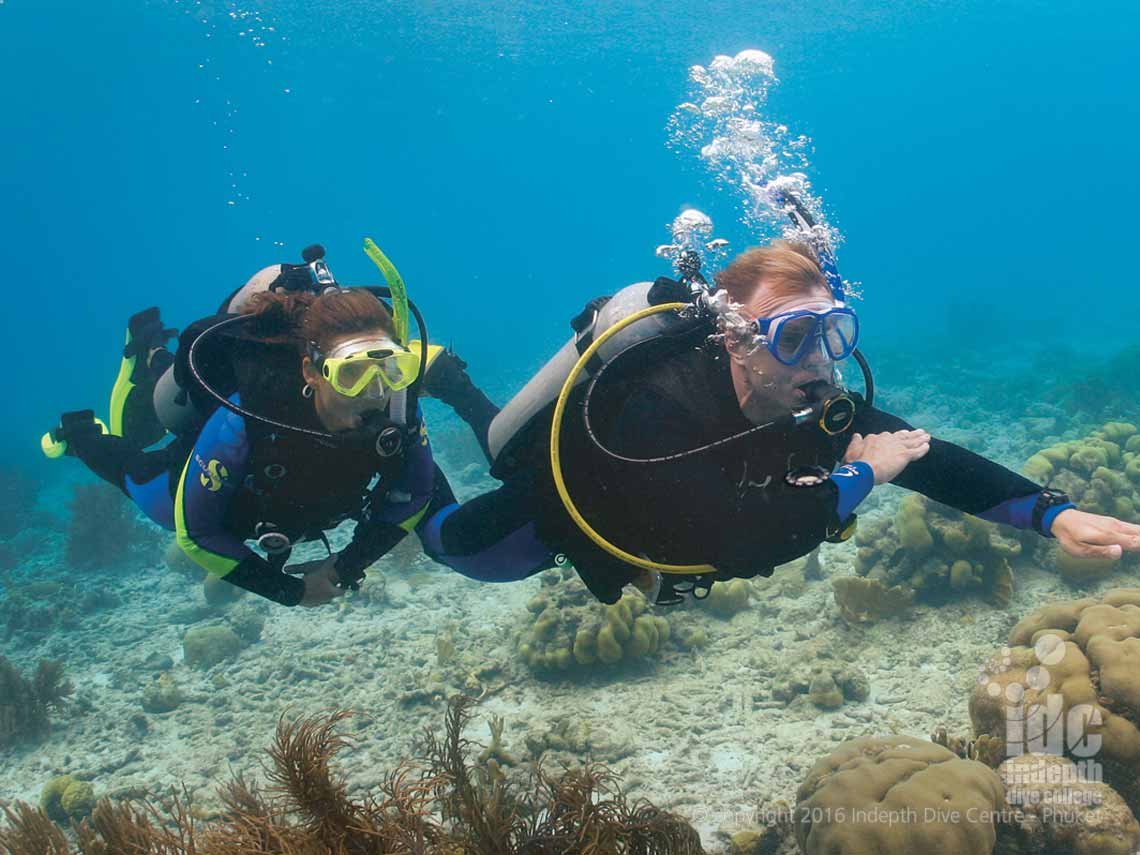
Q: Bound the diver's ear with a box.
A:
[722,331,751,364]
[301,355,322,387]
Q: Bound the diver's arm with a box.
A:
[334,416,437,585]
[853,405,1074,536]
[176,403,304,606]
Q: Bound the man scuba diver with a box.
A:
[411,201,1140,604]
[42,243,497,607]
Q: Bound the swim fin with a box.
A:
[41,409,108,459]
[109,307,177,447]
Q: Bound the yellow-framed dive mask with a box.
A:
[318,337,420,397]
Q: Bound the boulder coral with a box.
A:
[853,494,1019,605]
[794,735,1004,855]
[831,575,915,623]
[969,587,1140,813]
[40,776,95,823]
[182,624,245,669]
[995,753,1140,855]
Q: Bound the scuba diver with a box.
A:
[411,200,1140,605]
[42,243,497,607]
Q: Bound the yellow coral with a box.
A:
[701,578,751,616]
[1023,453,1054,483]
[519,583,669,673]
[832,576,914,623]
[1056,549,1118,586]
[896,495,934,552]
[950,560,979,590]
[1098,422,1137,444]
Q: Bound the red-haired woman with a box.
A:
[44,259,496,608]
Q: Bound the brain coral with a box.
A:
[794,735,1004,855]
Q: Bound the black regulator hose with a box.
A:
[187,293,430,446]
[579,335,875,466]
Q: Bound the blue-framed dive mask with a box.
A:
[751,305,859,366]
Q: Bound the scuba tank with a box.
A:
[487,270,707,466]
[151,242,427,458]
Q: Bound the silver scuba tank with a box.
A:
[487,280,696,463]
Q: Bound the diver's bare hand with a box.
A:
[1051,508,1140,561]
[844,429,931,485]
[299,556,344,607]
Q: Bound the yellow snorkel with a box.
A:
[363,238,410,346]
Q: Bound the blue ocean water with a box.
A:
[4,3,1140,845]
[2,0,1138,477]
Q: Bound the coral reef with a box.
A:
[1,582,120,641]
[182,624,246,669]
[794,735,1005,855]
[518,568,672,674]
[226,605,266,644]
[202,573,245,606]
[0,699,704,854]
[40,776,96,824]
[969,587,1140,813]
[1022,421,1140,584]
[140,673,184,714]
[65,481,155,570]
[523,716,594,758]
[697,578,752,617]
[853,493,1020,605]
[773,663,869,710]
[995,753,1140,855]
[831,575,914,623]
[0,657,72,749]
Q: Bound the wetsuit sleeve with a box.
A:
[853,405,1073,535]
[175,403,304,606]
[833,461,874,521]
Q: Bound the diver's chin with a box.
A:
[740,391,797,426]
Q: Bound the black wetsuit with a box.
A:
[424,325,1063,603]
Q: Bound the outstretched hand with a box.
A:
[844,429,931,485]
[1051,509,1140,561]
[294,555,345,607]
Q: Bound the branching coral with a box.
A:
[0,657,72,750]
[519,570,672,675]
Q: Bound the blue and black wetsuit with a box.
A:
[67,387,452,605]
[419,332,1072,603]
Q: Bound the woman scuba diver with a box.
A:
[409,218,1140,605]
[42,244,498,607]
